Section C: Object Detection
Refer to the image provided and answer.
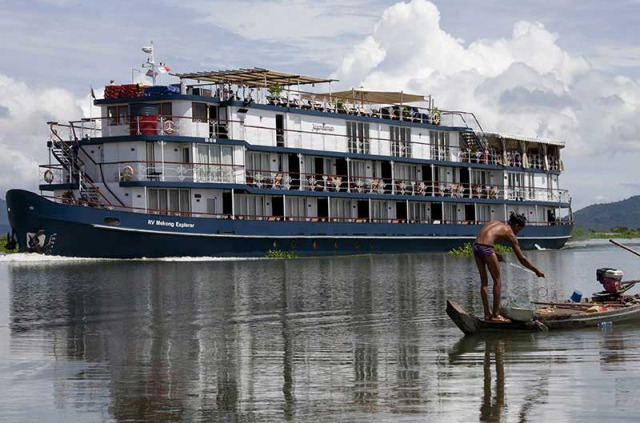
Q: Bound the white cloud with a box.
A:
[332,0,640,209]
[0,74,86,196]
[170,0,378,42]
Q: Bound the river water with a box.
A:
[1,239,640,422]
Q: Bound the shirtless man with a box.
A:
[473,213,545,322]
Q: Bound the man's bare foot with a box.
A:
[491,315,511,323]
[484,314,493,321]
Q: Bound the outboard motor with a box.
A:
[597,268,624,293]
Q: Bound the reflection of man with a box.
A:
[473,213,545,322]
[481,339,504,422]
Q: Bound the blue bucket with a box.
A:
[569,290,583,303]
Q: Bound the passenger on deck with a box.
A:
[473,213,545,322]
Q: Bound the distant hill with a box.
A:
[0,198,9,234]
[573,195,640,230]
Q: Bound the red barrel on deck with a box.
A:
[129,103,159,136]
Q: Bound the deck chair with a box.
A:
[457,184,465,198]
[273,172,283,188]
[330,176,342,191]
[370,178,379,193]
[307,175,316,190]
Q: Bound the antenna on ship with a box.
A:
[141,41,156,86]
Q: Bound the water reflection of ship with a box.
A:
[8,255,439,420]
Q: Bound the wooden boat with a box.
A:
[446,296,640,335]
[448,240,640,336]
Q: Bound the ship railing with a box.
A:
[72,116,563,170]
[100,161,243,184]
[40,194,573,226]
[245,169,569,203]
[505,187,570,203]
[39,164,67,185]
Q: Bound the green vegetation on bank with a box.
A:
[448,242,512,257]
[571,226,640,241]
[265,249,297,259]
[1,235,17,254]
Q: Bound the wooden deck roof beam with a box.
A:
[173,67,336,87]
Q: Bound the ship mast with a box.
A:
[141,41,156,86]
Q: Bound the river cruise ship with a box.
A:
[6,64,572,258]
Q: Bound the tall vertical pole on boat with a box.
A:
[283,194,286,220]
[231,189,235,219]
[142,41,156,86]
[158,140,165,182]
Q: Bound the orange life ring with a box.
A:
[163,119,176,134]
[121,165,134,181]
[44,169,55,184]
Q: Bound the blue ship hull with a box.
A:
[6,189,572,258]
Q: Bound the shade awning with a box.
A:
[173,67,335,87]
[480,131,565,147]
[304,89,425,105]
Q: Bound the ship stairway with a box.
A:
[460,130,486,151]
[48,124,119,206]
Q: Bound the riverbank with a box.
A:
[572,227,640,241]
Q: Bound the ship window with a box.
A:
[285,197,307,220]
[331,198,353,221]
[430,131,450,161]
[147,188,191,216]
[390,126,411,157]
[276,114,285,147]
[349,160,367,179]
[247,152,269,172]
[408,202,428,223]
[347,121,370,154]
[192,102,207,122]
[371,200,388,222]
[156,102,172,118]
[107,106,129,125]
[104,217,121,225]
[196,144,234,183]
[234,194,265,218]
[472,170,488,186]
[394,163,418,183]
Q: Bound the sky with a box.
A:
[0,0,639,210]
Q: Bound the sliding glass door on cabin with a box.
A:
[196,145,234,183]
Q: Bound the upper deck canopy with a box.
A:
[173,67,336,88]
[305,89,425,105]
[481,131,566,148]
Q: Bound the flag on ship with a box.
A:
[146,64,170,77]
